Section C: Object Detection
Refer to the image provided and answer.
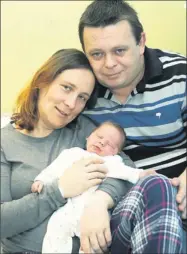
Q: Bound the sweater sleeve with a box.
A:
[1,147,67,239]
[105,156,143,184]
[97,153,135,205]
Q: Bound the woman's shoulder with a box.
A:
[1,123,16,139]
[77,114,97,130]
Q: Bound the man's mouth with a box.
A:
[105,71,122,78]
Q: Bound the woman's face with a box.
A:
[37,68,95,130]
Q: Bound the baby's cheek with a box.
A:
[106,147,115,156]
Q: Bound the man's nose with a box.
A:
[104,54,117,69]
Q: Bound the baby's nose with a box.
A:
[100,140,107,146]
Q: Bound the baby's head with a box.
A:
[86,121,126,156]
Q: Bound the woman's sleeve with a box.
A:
[97,152,135,206]
[1,147,67,239]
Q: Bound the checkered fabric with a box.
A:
[110,175,183,254]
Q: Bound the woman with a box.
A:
[1,48,133,253]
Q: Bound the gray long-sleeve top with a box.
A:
[1,115,133,252]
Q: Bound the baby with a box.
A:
[32,121,155,253]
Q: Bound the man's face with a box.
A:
[83,20,146,91]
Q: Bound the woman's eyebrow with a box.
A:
[62,81,91,97]
[81,92,91,97]
[62,81,75,87]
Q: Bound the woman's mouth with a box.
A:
[55,107,68,117]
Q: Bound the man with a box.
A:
[78,0,187,253]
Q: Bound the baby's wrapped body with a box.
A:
[33,147,154,253]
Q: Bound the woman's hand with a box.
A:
[31,181,44,193]
[80,191,113,253]
[58,157,108,198]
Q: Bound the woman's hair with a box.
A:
[79,0,143,50]
[11,49,98,131]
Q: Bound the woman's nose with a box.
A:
[64,95,76,109]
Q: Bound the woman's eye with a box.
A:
[61,85,72,91]
[78,95,87,102]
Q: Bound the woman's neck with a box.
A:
[14,122,54,138]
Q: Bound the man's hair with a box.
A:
[79,0,144,50]
[95,121,126,150]
[11,49,98,131]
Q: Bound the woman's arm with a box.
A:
[80,153,135,253]
[1,147,108,239]
[1,148,67,239]
[97,152,135,206]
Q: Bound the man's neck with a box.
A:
[110,59,145,104]
[110,85,136,104]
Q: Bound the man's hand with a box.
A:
[80,191,113,253]
[170,168,186,219]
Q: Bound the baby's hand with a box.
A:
[139,169,157,179]
[31,181,44,193]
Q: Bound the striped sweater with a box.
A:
[83,47,187,178]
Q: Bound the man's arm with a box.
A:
[171,168,187,219]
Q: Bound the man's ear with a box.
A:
[139,32,146,55]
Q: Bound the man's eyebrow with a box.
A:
[87,48,102,53]
[113,45,129,50]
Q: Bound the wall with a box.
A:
[1,1,186,113]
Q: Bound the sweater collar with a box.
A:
[136,46,163,93]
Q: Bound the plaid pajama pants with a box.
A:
[110,175,183,254]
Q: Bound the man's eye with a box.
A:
[91,52,103,60]
[115,48,125,55]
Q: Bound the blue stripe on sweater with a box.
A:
[84,102,182,128]
[91,93,185,112]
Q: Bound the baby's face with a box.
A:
[86,124,123,156]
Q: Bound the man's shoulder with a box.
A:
[154,48,186,69]
[145,47,186,88]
